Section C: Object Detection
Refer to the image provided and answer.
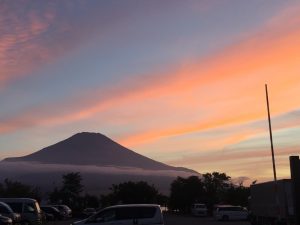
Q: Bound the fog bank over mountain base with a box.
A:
[0,161,198,195]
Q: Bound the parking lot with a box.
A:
[164,213,250,225]
[48,213,251,225]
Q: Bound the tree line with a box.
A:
[0,171,250,215]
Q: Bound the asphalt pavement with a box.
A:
[47,213,251,225]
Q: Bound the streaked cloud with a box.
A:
[1,1,300,183]
[1,3,300,139]
[0,0,119,87]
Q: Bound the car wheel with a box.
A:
[222,215,229,221]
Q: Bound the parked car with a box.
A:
[191,203,207,216]
[0,215,12,225]
[82,208,96,217]
[214,205,249,221]
[50,205,72,218]
[0,201,21,224]
[40,206,64,220]
[0,198,43,225]
[73,204,164,225]
[40,210,54,222]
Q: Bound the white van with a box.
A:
[191,203,207,216]
[0,198,42,225]
[73,204,164,225]
[214,205,248,221]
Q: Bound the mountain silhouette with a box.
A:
[3,132,196,173]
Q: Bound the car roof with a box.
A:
[104,204,161,210]
[0,198,37,203]
[216,205,242,208]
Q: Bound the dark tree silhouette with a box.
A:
[0,179,41,201]
[61,172,84,196]
[224,184,250,207]
[169,176,204,213]
[202,172,231,210]
[48,172,84,211]
[82,194,100,209]
[100,181,163,207]
[168,172,249,214]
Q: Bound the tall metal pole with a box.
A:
[265,84,281,221]
[265,84,277,181]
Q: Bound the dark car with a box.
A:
[50,205,72,219]
[40,210,54,222]
[0,202,21,224]
[76,208,96,219]
[40,206,63,221]
[0,215,12,225]
[0,198,43,225]
[82,208,96,217]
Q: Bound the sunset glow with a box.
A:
[1,0,300,184]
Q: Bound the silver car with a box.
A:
[73,204,164,225]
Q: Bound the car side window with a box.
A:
[116,207,136,220]
[115,207,156,220]
[24,203,36,213]
[0,205,10,213]
[138,207,156,219]
[88,209,116,223]
[232,207,240,211]
[6,203,22,213]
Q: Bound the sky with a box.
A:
[1,0,300,185]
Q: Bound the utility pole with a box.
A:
[265,84,281,221]
[265,84,277,181]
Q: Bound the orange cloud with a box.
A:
[1,4,300,146]
[165,144,298,182]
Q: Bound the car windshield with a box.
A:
[0,202,13,213]
[62,205,71,211]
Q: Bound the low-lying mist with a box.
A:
[0,161,199,195]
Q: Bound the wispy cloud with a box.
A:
[1,3,300,151]
[0,1,115,87]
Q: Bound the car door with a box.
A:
[115,207,137,225]
[225,207,235,220]
[85,208,133,225]
[239,208,248,220]
[136,207,161,225]
[232,207,244,220]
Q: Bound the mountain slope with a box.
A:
[3,132,196,173]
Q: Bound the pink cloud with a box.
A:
[1,3,300,146]
[0,1,110,87]
[0,2,53,85]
